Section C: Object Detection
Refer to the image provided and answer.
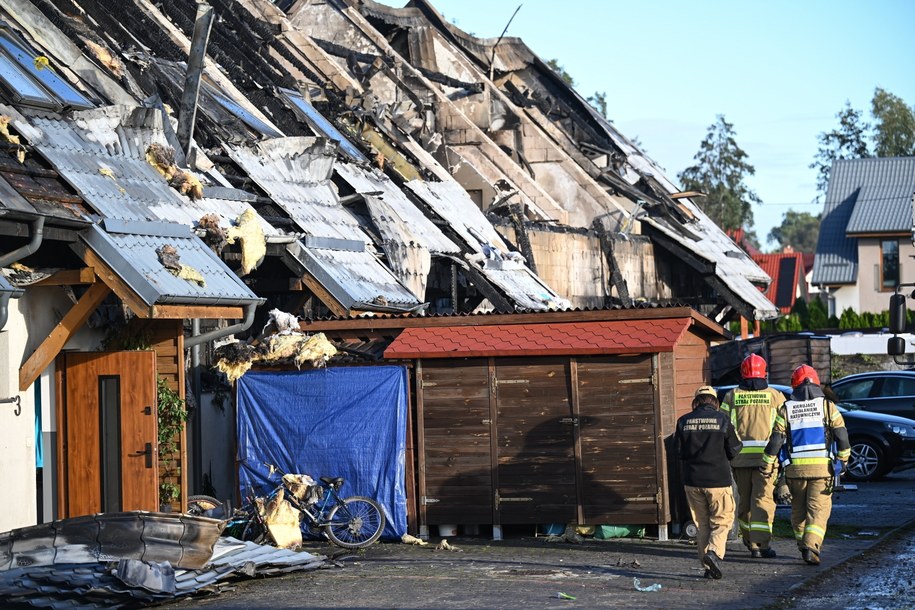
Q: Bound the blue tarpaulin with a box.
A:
[236,366,408,539]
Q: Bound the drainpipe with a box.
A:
[185,302,257,349]
[0,216,45,331]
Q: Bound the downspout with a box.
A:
[184,302,257,349]
[0,216,45,331]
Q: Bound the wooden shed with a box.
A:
[303,307,727,539]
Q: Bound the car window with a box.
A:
[833,379,875,400]
[881,377,915,397]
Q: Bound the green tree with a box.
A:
[546,59,574,87]
[810,101,870,198]
[871,87,915,157]
[808,298,829,329]
[587,91,608,119]
[678,115,761,233]
[768,211,821,252]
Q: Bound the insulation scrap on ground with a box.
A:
[226,209,266,275]
[263,488,302,549]
[213,333,337,383]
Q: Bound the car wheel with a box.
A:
[845,439,885,482]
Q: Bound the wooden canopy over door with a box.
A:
[59,351,158,518]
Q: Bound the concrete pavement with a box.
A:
[158,469,915,609]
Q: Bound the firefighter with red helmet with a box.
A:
[719,353,785,558]
[761,365,850,565]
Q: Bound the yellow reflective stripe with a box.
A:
[790,457,831,465]
[737,519,750,532]
[740,446,765,454]
[837,449,851,458]
[830,410,842,422]
[805,525,825,540]
[793,527,804,540]
[774,415,785,426]
[750,522,772,532]
[762,454,776,464]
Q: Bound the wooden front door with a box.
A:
[60,351,158,517]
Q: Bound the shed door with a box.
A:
[495,358,577,524]
[577,355,658,523]
[62,351,158,517]
[418,359,494,524]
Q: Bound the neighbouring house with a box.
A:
[812,157,915,317]
[752,250,812,315]
[0,0,780,536]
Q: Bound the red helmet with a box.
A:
[791,364,820,387]
[741,354,767,379]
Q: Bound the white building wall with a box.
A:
[0,287,104,531]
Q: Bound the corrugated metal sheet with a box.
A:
[842,158,915,234]
[20,106,276,235]
[228,138,422,308]
[809,158,915,285]
[405,179,509,254]
[227,137,366,242]
[284,241,421,309]
[0,274,21,296]
[406,179,566,310]
[336,163,460,254]
[336,163,460,299]
[0,536,326,608]
[75,221,261,307]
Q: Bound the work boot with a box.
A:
[702,551,723,579]
[757,548,777,559]
[801,549,821,566]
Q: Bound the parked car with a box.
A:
[827,370,915,422]
[716,385,915,482]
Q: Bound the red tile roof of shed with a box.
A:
[383,318,692,359]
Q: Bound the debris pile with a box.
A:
[0,511,328,608]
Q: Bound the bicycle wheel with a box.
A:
[324,496,385,549]
[186,495,222,517]
[242,517,270,544]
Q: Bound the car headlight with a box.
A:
[884,422,915,436]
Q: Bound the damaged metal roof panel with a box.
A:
[18,106,275,236]
[480,264,569,312]
[0,274,21,297]
[284,239,422,310]
[335,163,460,255]
[405,179,511,255]
[73,220,261,308]
[227,137,371,242]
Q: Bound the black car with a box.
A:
[828,370,915,422]
[716,384,915,482]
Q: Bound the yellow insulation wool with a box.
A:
[226,209,266,275]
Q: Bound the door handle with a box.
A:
[134,442,154,468]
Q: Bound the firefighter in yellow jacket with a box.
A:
[719,354,785,558]
[761,365,851,565]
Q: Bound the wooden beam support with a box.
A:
[152,304,245,320]
[33,267,96,286]
[19,281,111,391]
[82,249,154,318]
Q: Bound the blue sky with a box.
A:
[378,0,915,251]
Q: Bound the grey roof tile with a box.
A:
[813,157,915,285]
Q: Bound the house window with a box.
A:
[204,84,285,138]
[0,28,93,110]
[881,239,899,291]
[280,88,368,162]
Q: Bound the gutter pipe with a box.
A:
[0,216,45,331]
[185,302,258,349]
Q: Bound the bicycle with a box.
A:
[188,466,386,549]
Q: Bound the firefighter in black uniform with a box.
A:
[676,385,743,579]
